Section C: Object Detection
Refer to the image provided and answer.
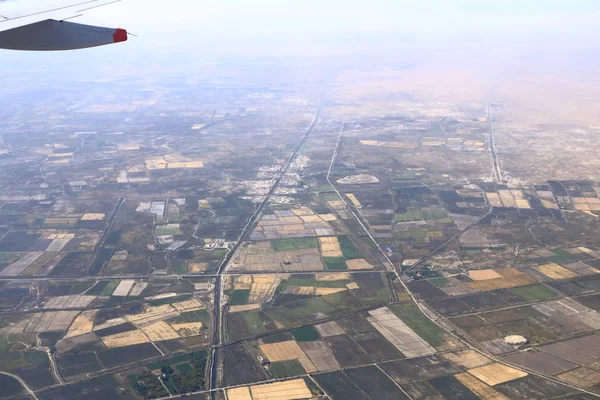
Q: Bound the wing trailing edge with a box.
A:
[0,19,127,50]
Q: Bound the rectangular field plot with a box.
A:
[2,311,79,334]
[535,263,578,280]
[366,307,435,357]
[315,321,345,337]
[468,363,528,386]
[249,378,312,400]
[44,295,96,309]
[533,299,600,331]
[0,252,43,276]
[558,367,600,388]
[379,355,461,384]
[319,237,342,257]
[299,341,338,371]
[502,350,577,375]
[455,372,509,399]
[259,340,316,372]
[112,280,135,296]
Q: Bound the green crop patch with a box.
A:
[100,280,120,296]
[243,311,268,336]
[291,325,320,342]
[271,237,318,251]
[324,257,346,270]
[269,359,306,378]
[338,236,362,259]
[175,362,193,374]
[174,309,210,325]
[230,289,250,305]
[279,275,350,289]
[154,223,183,236]
[388,304,445,347]
[511,284,559,302]
[130,370,169,398]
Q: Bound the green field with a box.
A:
[511,284,559,302]
[230,289,250,306]
[174,309,210,325]
[269,360,305,378]
[100,280,120,296]
[243,311,267,336]
[290,325,320,342]
[395,208,447,222]
[323,257,346,270]
[147,350,209,370]
[388,304,445,347]
[338,236,362,259]
[175,362,193,374]
[280,276,350,289]
[0,253,24,264]
[154,223,183,236]
[271,237,318,251]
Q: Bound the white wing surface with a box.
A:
[0,0,127,51]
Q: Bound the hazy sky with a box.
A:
[82,0,600,37]
[3,0,600,68]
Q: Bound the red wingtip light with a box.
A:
[113,28,128,43]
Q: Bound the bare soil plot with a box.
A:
[455,372,509,400]
[299,341,338,371]
[44,295,97,309]
[80,213,105,221]
[64,310,97,338]
[276,249,324,272]
[171,322,203,337]
[315,272,351,281]
[7,310,80,333]
[250,378,312,400]
[468,363,527,386]
[259,340,316,373]
[0,252,43,276]
[539,342,597,365]
[188,262,209,273]
[366,307,436,357]
[315,287,346,296]
[127,304,179,325]
[141,321,180,341]
[229,304,261,313]
[315,321,345,337]
[128,282,148,296]
[47,238,71,251]
[501,350,577,376]
[227,386,253,400]
[535,263,577,280]
[347,194,361,207]
[533,299,600,330]
[230,244,287,272]
[172,298,204,311]
[465,273,537,292]
[556,334,600,359]
[486,192,503,207]
[319,214,337,221]
[442,350,492,369]
[319,237,342,257]
[112,280,135,296]
[102,329,148,348]
[337,174,379,184]
[558,367,600,388]
[345,259,374,270]
[249,275,285,303]
[468,269,503,281]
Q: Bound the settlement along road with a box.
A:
[208,110,321,396]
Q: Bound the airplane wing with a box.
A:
[0,0,127,51]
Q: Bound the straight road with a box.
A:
[208,110,320,396]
